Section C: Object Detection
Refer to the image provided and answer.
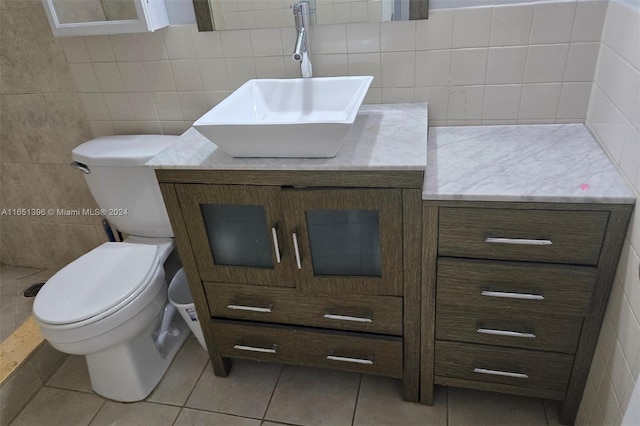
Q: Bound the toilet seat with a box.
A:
[34,243,160,327]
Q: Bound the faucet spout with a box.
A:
[292,27,306,62]
[291,1,313,77]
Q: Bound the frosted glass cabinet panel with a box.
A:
[285,188,403,296]
[200,204,273,269]
[176,184,292,287]
[176,184,402,295]
[305,210,382,277]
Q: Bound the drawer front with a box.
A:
[438,208,608,265]
[436,305,583,353]
[205,282,403,336]
[435,341,574,392]
[437,258,596,317]
[212,320,403,378]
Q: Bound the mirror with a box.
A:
[192,0,428,31]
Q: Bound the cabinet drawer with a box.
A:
[435,341,573,392]
[438,208,608,265]
[212,320,403,378]
[437,258,596,317]
[436,305,583,353]
[205,282,403,336]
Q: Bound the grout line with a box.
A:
[180,357,210,409]
[87,398,107,426]
[262,362,284,421]
[350,373,363,426]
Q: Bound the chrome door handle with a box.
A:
[473,367,528,379]
[324,311,373,323]
[233,344,277,353]
[477,328,536,339]
[271,226,281,263]
[485,237,552,246]
[292,232,302,270]
[481,290,544,301]
[227,303,273,313]
[327,355,373,365]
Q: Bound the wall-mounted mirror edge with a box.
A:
[192,0,429,32]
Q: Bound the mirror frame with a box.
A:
[191,0,428,32]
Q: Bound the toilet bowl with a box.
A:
[32,134,189,402]
[34,237,189,401]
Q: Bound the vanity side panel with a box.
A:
[559,204,633,425]
[420,204,438,405]
[403,189,422,401]
[159,182,231,376]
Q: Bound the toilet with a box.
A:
[33,135,191,402]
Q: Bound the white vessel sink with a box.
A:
[193,76,373,158]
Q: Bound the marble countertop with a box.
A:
[424,124,635,204]
[148,103,428,171]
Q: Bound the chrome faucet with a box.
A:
[291,1,313,78]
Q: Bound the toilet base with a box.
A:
[85,307,190,402]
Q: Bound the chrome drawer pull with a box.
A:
[473,368,529,379]
[481,290,544,301]
[323,312,373,323]
[233,344,277,354]
[271,226,281,263]
[485,237,552,246]
[227,304,273,313]
[477,328,536,339]
[326,355,373,365]
[292,232,302,270]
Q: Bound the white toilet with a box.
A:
[33,135,191,402]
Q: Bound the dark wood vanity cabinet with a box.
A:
[156,169,423,401]
[421,201,633,425]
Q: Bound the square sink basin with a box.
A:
[193,76,373,158]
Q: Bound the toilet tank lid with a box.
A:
[72,135,179,166]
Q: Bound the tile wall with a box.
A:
[0,0,108,270]
[60,0,607,137]
[578,0,640,424]
[0,0,608,270]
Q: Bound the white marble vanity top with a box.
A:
[424,124,635,204]
[148,103,428,171]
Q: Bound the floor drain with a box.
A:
[22,282,46,298]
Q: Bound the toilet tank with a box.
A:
[72,135,178,238]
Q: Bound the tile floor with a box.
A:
[0,265,56,341]
[10,334,564,426]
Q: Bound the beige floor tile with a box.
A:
[174,408,262,425]
[11,387,104,426]
[448,387,547,426]
[28,341,69,383]
[186,359,281,419]
[0,363,42,425]
[354,377,447,426]
[46,355,93,393]
[264,365,360,426]
[147,335,210,406]
[90,401,180,426]
[0,265,42,283]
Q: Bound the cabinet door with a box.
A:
[42,0,169,37]
[176,184,293,287]
[284,188,403,296]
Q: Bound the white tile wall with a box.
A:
[579,1,640,425]
[61,1,608,134]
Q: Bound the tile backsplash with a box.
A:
[577,0,640,425]
[58,0,607,135]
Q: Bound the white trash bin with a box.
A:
[168,268,207,350]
